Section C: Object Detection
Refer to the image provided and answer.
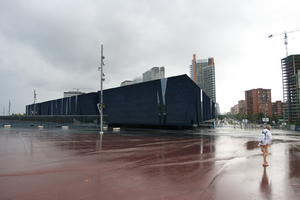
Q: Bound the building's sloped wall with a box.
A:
[26,75,215,127]
[163,75,201,126]
[26,92,98,116]
[102,75,210,127]
[76,93,99,115]
[103,79,162,126]
[202,91,215,121]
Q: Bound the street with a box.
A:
[0,127,299,200]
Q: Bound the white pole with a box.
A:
[33,90,37,115]
[8,100,11,115]
[100,44,104,135]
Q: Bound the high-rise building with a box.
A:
[281,55,300,124]
[120,67,163,87]
[190,54,216,102]
[142,67,165,82]
[245,88,272,117]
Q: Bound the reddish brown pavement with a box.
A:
[0,127,300,200]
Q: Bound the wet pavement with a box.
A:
[0,127,300,200]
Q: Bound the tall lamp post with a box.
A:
[33,90,37,115]
[99,44,105,135]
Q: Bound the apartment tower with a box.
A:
[190,54,216,102]
[245,88,272,117]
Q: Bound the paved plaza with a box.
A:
[0,126,300,200]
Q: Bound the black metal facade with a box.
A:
[26,75,215,127]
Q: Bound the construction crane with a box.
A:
[268,30,300,57]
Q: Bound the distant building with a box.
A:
[190,54,216,102]
[63,91,84,98]
[230,100,246,115]
[132,77,143,84]
[120,67,165,87]
[245,88,272,117]
[215,103,220,115]
[121,80,134,86]
[281,54,300,124]
[120,77,142,87]
[231,104,239,115]
[272,100,283,118]
[238,100,246,115]
[142,67,165,82]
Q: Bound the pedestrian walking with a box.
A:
[258,125,272,167]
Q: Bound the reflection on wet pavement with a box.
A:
[0,127,299,199]
[260,167,272,200]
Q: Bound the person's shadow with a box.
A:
[260,166,272,199]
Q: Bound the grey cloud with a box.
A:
[1,0,298,113]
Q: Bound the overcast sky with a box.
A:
[1,0,300,114]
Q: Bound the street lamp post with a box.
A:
[99,44,105,135]
[33,90,37,115]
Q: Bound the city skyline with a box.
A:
[1,0,300,114]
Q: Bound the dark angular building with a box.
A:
[26,75,215,128]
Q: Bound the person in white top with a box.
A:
[259,125,272,167]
